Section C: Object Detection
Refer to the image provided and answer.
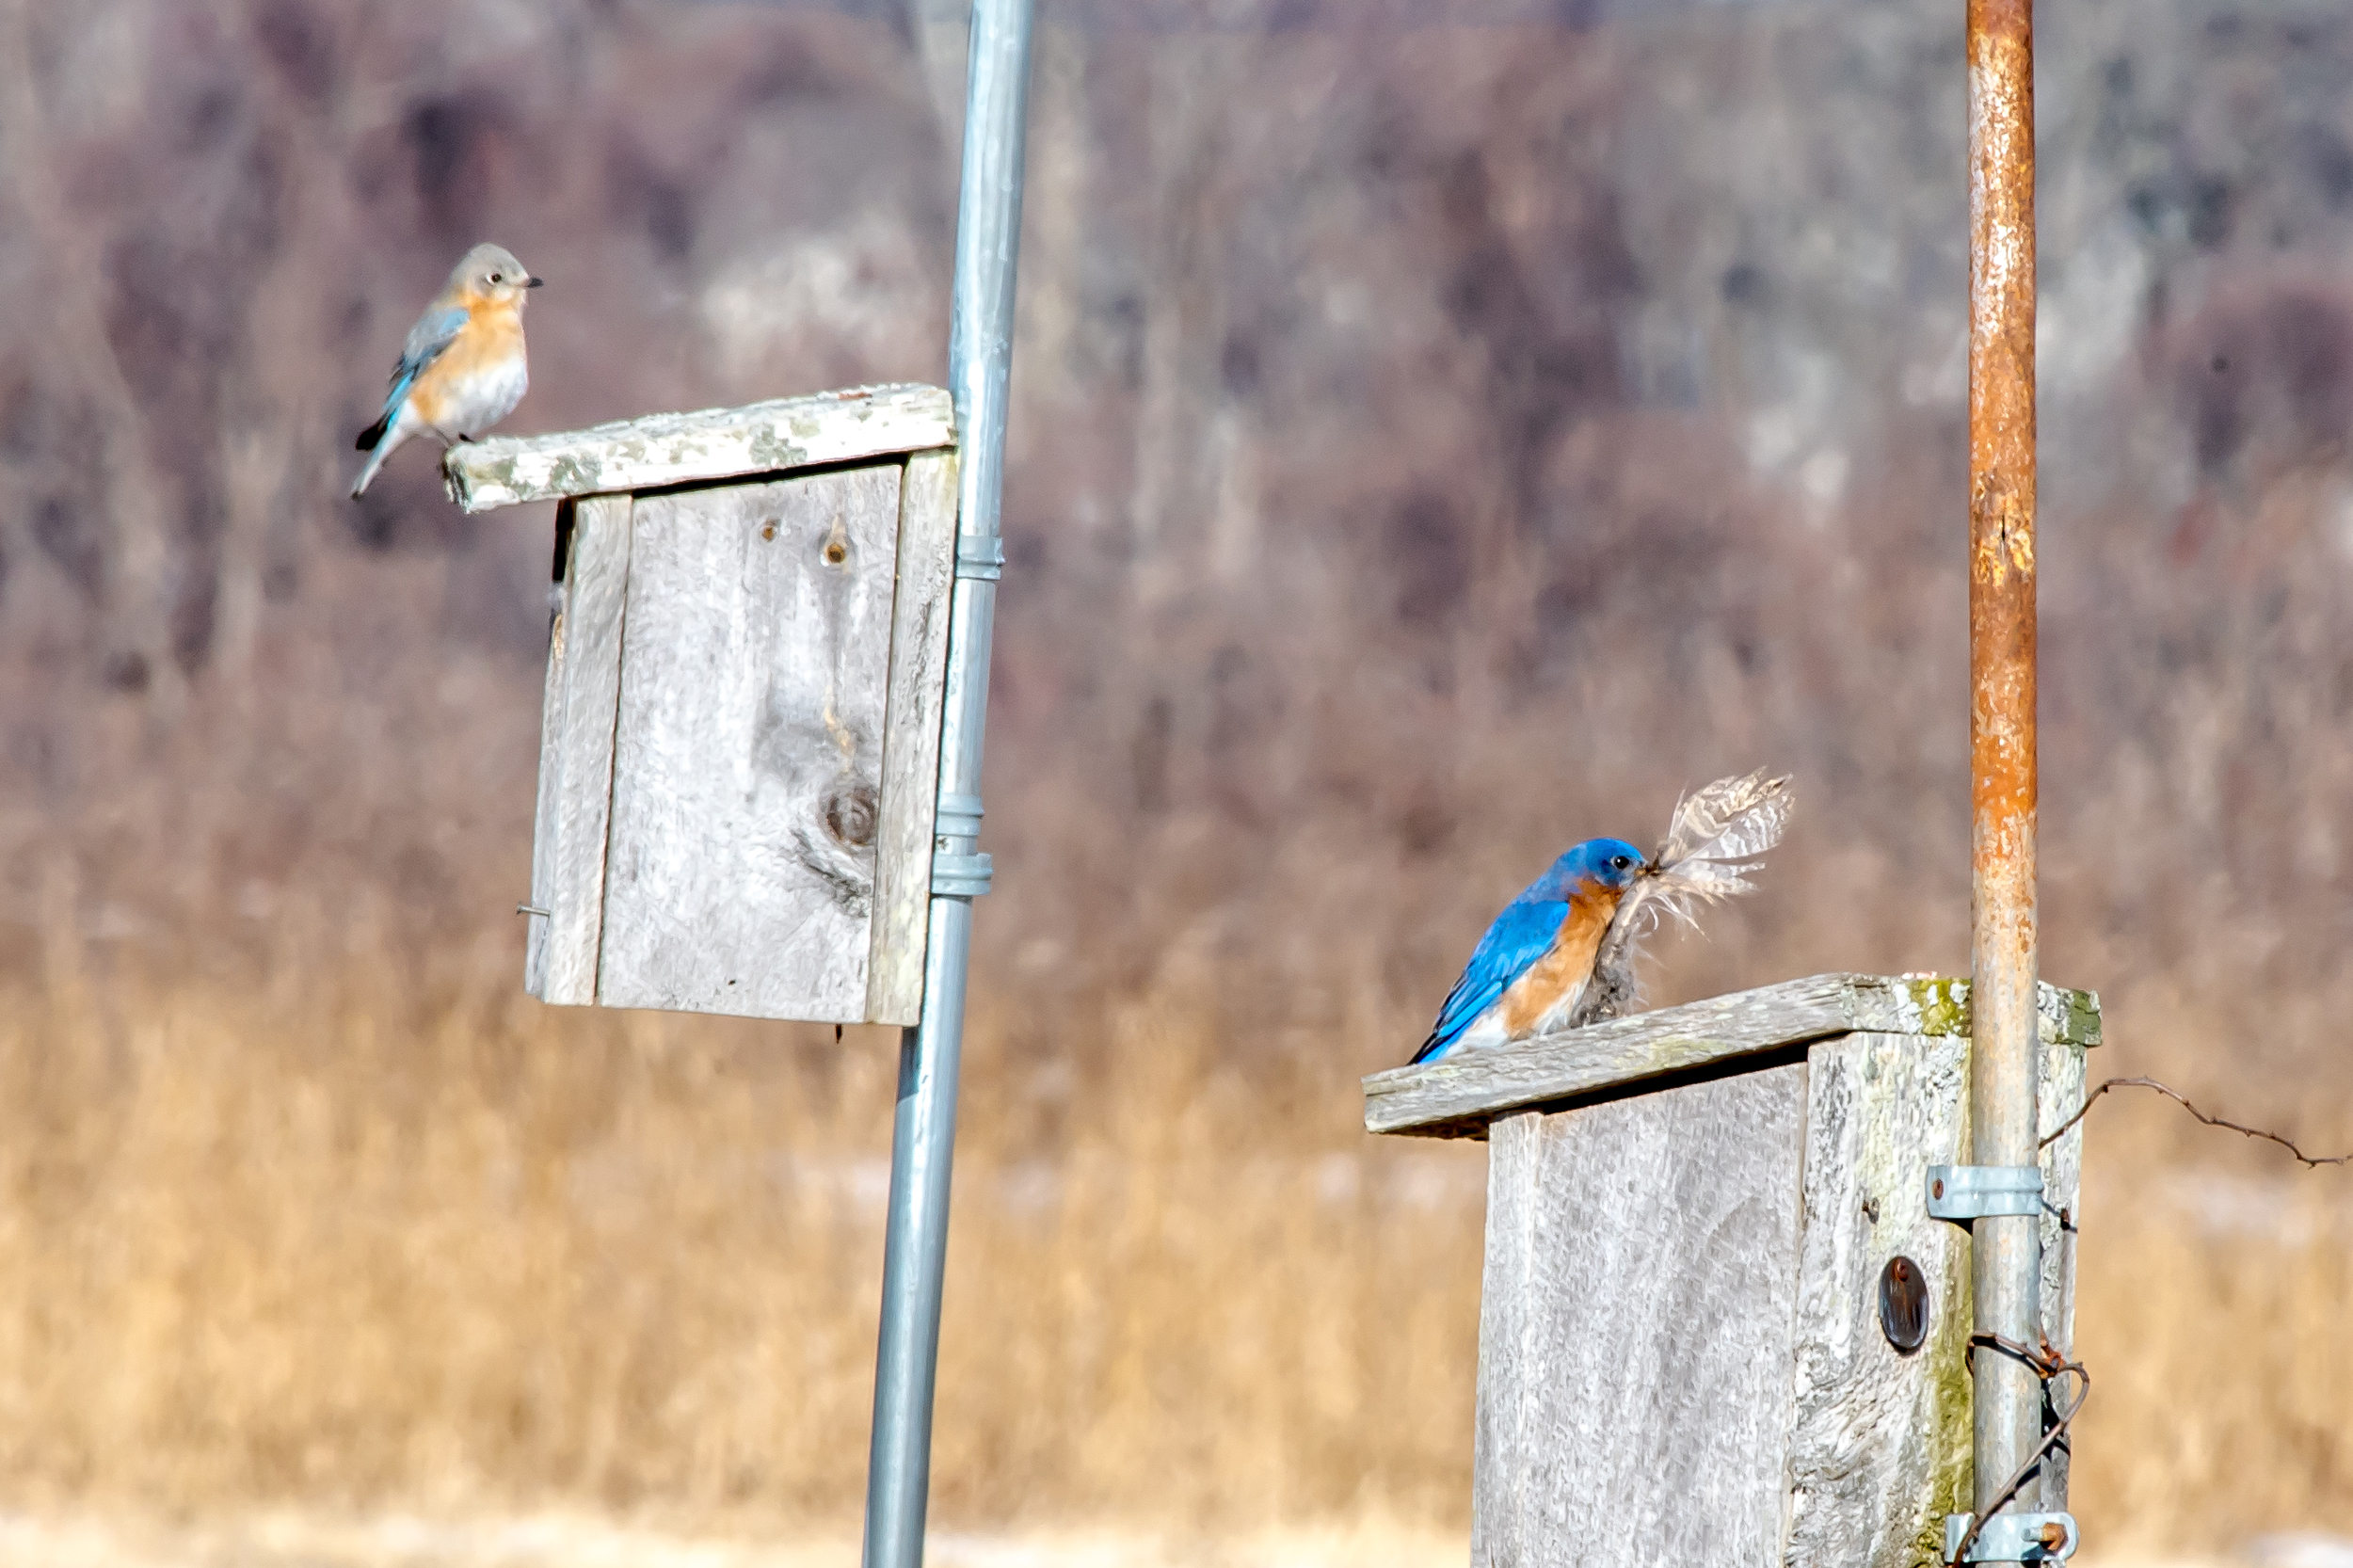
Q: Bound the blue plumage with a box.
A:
[1411,837,1648,1065]
[359,306,471,452]
[1415,902,1568,1064]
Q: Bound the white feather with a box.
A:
[1568,770,1793,1027]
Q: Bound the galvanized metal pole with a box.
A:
[1966,0,2044,1551]
[859,3,1033,1567]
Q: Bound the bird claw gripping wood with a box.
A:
[1568,770,1794,1028]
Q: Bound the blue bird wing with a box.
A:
[381,305,471,416]
[1412,901,1564,1064]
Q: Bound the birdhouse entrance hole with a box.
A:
[1364,972,2098,1567]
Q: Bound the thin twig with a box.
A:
[1945,1336,2088,1566]
[2039,1076,2352,1167]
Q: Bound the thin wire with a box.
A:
[1945,1335,2089,1566]
[1950,1070,2345,1565]
[2040,1076,2353,1167]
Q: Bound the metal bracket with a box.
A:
[954,535,1005,581]
[1926,1164,2043,1222]
[931,851,993,897]
[935,792,984,841]
[1946,1512,2078,1561]
[931,791,993,897]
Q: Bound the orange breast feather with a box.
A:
[408,304,522,421]
[439,306,523,378]
[1497,888,1622,1038]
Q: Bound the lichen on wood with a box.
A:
[1362,972,2099,1139]
[442,383,956,512]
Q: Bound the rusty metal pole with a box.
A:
[1966,0,2044,1556]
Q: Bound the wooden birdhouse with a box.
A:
[444,383,961,1027]
[1362,972,2098,1567]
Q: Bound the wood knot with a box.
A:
[760,520,778,541]
[824,785,877,849]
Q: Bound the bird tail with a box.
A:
[1569,770,1794,1028]
[355,412,390,452]
[350,423,405,497]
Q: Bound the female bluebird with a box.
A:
[1412,839,1650,1065]
[351,243,543,497]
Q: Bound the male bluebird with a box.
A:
[1411,838,1651,1065]
[350,243,543,497]
[1408,771,1794,1065]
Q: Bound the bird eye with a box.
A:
[488,272,504,284]
[1612,856,1633,870]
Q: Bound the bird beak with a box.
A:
[525,276,545,288]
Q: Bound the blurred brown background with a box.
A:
[0,0,2348,1560]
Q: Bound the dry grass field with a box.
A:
[3,902,2350,1561]
[0,600,2348,1563]
[0,867,1485,1529]
[0,1512,1474,1568]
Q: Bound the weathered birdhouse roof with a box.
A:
[441,382,957,512]
[1362,972,2101,1140]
